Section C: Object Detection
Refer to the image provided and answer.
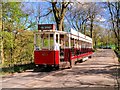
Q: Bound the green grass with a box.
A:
[0,63,35,76]
[0,71,10,76]
[118,58,120,62]
[114,50,120,62]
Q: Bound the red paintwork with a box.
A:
[64,48,93,61]
[55,51,60,64]
[34,48,93,66]
[71,52,93,60]
[64,48,71,61]
[34,50,59,65]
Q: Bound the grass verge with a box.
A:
[0,63,35,76]
[114,50,120,62]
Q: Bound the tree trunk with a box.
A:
[117,37,120,50]
[1,4,4,64]
[107,2,120,50]
[1,37,4,64]
[90,18,93,38]
[116,2,120,50]
[95,40,97,48]
[83,23,86,35]
[56,19,63,31]
[51,2,68,31]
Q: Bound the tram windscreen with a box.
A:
[41,34,54,50]
[35,34,54,50]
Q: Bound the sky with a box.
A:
[21,2,56,30]
[20,1,112,30]
[2,0,119,2]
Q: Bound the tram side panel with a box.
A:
[55,50,60,65]
[34,50,60,65]
[70,48,93,64]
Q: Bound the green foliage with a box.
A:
[118,58,120,62]
[2,2,28,31]
[1,2,34,69]
[1,30,34,67]
[2,31,14,49]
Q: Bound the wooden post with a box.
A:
[54,33,56,50]
[58,34,60,46]
[48,34,50,50]
[64,34,65,48]
[42,33,44,48]
[39,34,41,49]
[69,34,71,48]
[34,34,36,50]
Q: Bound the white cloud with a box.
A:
[100,18,106,22]
[96,15,106,22]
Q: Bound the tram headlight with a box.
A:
[35,46,40,50]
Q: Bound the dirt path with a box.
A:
[1,49,120,90]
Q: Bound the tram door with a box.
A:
[64,49,71,61]
[63,34,71,64]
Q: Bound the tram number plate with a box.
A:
[42,53,48,56]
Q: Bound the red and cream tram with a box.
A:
[34,24,93,69]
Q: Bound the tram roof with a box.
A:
[35,29,92,43]
[70,28,92,43]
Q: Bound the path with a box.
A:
[1,49,120,90]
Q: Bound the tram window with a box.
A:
[42,34,49,49]
[64,36,69,47]
[65,41,69,47]
[71,40,74,48]
[60,35,64,49]
[35,34,41,50]
[71,48,75,56]
[50,34,54,50]
[56,34,58,43]
[41,34,54,50]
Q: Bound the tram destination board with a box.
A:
[38,24,56,30]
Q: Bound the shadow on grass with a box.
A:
[1,63,35,73]
[114,50,120,62]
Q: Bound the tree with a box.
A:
[65,2,89,33]
[65,2,101,37]
[0,3,4,64]
[1,2,34,66]
[92,25,102,48]
[51,1,70,31]
[107,2,120,50]
[87,3,101,38]
[1,2,25,65]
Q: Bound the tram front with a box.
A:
[34,24,60,69]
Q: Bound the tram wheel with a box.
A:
[34,65,44,71]
[88,56,92,58]
[55,65,59,70]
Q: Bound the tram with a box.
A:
[34,24,93,69]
